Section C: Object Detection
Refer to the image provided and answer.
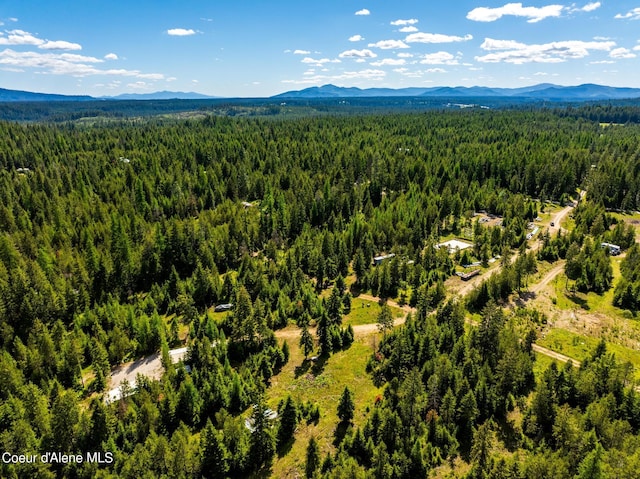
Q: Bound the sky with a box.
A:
[0,1,639,97]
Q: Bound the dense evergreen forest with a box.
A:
[1,108,640,478]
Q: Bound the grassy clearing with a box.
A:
[533,351,558,381]
[552,257,626,318]
[268,335,382,479]
[537,328,640,381]
[344,298,404,326]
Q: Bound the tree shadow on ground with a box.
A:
[565,292,590,310]
[311,354,329,375]
[333,421,351,447]
[294,359,311,378]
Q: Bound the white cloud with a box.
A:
[406,32,473,44]
[467,3,564,23]
[615,8,640,20]
[339,48,377,59]
[0,29,44,46]
[301,56,341,66]
[167,28,196,36]
[0,48,164,79]
[127,81,151,90]
[391,19,419,26]
[349,35,364,42]
[355,9,370,16]
[476,38,616,63]
[397,52,414,58]
[367,39,409,49]
[293,49,310,54]
[419,51,460,65]
[579,2,601,12]
[610,47,636,59]
[370,58,406,66]
[634,45,640,51]
[282,68,385,85]
[338,69,385,79]
[481,38,527,50]
[104,53,118,60]
[589,60,615,64]
[399,26,418,33]
[39,40,82,51]
[534,71,548,75]
[425,68,446,73]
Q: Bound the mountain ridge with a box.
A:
[273,83,640,100]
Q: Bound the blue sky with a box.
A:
[1,1,639,97]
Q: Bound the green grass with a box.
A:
[343,298,404,326]
[538,328,640,381]
[533,352,558,382]
[268,336,382,478]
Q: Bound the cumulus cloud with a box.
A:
[40,40,82,50]
[397,53,414,58]
[104,53,118,60]
[579,2,601,12]
[615,8,640,20]
[399,26,418,33]
[610,47,636,59]
[293,49,311,54]
[0,29,42,46]
[339,48,377,59]
[167,28,196,36]
[476,37,616,63]
[301,56,341,66]
[349,35,364,42]
[405,32,473,44]
[355,9,370,16]
[391,19,418,26]
[425,68,446,73]
[367,39,409,49]
[419,51,460,65]
[467,3,564,23]
[0,48,164,79]
[370,58,406,66]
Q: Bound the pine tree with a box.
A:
[200,419,229,478]
[337,386,355,424]
[300,324,314,359]
[305,437,320,479]
[377,303,394,336]
[277,395,299,448]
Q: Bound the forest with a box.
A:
[1,107,640,478]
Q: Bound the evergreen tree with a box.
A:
[305,437,320,479]
[200,419,229,478]
[300,324,314,359]
[337,386,355,424]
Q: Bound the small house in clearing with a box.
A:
[436,239,473,254]
[373,253,395,266]
[601,242,621,255]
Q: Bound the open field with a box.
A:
[268,335,382,479]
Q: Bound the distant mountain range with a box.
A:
[2,83,640,103]
[0,88,217,102]
[273,83,640,101]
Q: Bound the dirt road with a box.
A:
[531,344,581,366]
[106,346,189,403]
